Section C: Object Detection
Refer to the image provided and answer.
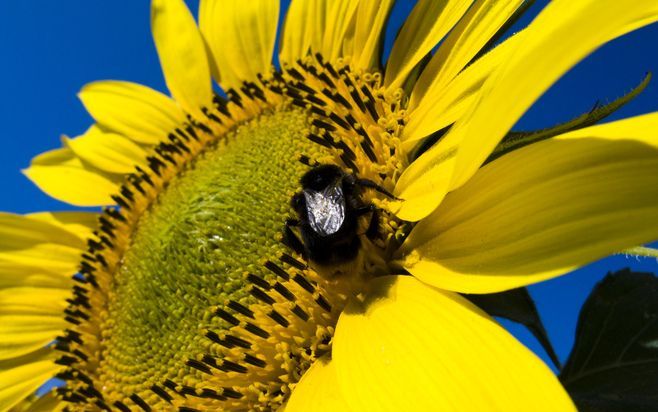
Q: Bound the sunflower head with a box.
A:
[4,0,658,411]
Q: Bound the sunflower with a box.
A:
[2,0,658,410]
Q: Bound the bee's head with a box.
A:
[300,164,345,191]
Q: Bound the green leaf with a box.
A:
[463,287,560,369]
[486,72,651,164]
[560,268,658,411]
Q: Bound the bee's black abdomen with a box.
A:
[303,227,361,265]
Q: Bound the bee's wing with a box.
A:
[304,185,346,236]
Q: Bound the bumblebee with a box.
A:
[285,164,393,271]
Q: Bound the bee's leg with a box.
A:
[285,218,301,227]
[365,208,380,240]
[353,204,376,217]
[355,178,398,199]
[282,219,306,257]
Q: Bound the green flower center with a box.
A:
[97,107,324,395]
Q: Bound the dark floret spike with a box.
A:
[244,322,270,339]
[227,300,255,319]
[273,282,296,302]
[291,81,316,95]
[333,140,356,160]
[150,385,174,404]
[98,235,114,249]
[268,310,290,327]
[95,399,111,411]
[279,253,307,270]
[202,107,222,125]
[329,113,350,130]
[215,308,240,325]
[305,133,332,148]
[180,386,197,396]
[147,156,166,176]
[197,388,227,401]
[360,85,380,121]
[293,274,315,294]
[287,67,305,81]
[64,316,81,326]
[315,294,333,313]
[303,93,328,108]
[205,330,226,346]
[221,388,244,399]
[310,105,327,117]
[298,154,314,167]
[186,359,213,375]
[98,216,115,231]
[111,194,131,210]
[94,253,108,268]
[291,98,308,109]
[243,353,267,368]
[292,304,310,321]
[155,146,177,165]
[264,260,291,280]
[129,393,152,412]
[249,286,276,305]
[105,207,127,222]
[340,152,358,172]
[163,379,178,392]
[247,273,272,290]
[56,355,79,366]
[318,72,336,89]
[114,401,131,412]
[355,128,379,163]
[120,186,135,202]
[225,334,252,349]
[312,119,337,132]
[282,224,306,256]
[322,59,339,79]
[227,89,244,108]
[212,95,231,116]
[184,124,200,141]
[324,88,352,109]
[221,359,248,374]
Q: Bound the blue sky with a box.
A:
[1,0,657,373]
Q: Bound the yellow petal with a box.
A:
[0,214,77,360]
[348,0,395,71]
[0,212,86,276]
[26,211,98,243]
[0,212,85,251]
[389,142,457,222]
[399,113,658,293]
[78,80,186,145]
[0,263,70,289]
[65,125,148,174]
[320,0,359,62]
[0,348,62,412]
[0,287,69,360]
[384,0,472,91]
[200,0,279,89]
[23,147,120,207]
[333,276,575,411]
[151,0,213,118]
[280,0,328,65]
[285,357,352,412]
[23,391,66,412]
[401,29,524,147]
[447,0,658,191]
[410,0,525,108]
[1,288,69,316]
